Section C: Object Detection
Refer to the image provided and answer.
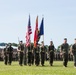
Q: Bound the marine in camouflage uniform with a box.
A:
[31,49,34,65]
[18,41,24,66]
[72,39,76,68]
[7,43,13,65]
[27,44,33,66]
[4,44,8,65]
[24,45,27,65]
[61,38,69,67]
[40,41,46,66]
[48,41,55,66]
[34,44,40,66]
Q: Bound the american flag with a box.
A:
[26,32,30,47]
[28,15,32,35]
[26,15,32,47]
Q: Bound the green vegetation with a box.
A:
[0,43,18,47]
[0,61,76,75]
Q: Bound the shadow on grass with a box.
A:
[36,64,63,68]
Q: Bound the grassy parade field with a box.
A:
[0,61,76,75]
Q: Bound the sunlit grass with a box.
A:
[0,61,75,75]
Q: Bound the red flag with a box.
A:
[26,15,32,47]
[34,16,38,47]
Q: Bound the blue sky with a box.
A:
[0,0,76,47]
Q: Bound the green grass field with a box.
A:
[0,61,76,75]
